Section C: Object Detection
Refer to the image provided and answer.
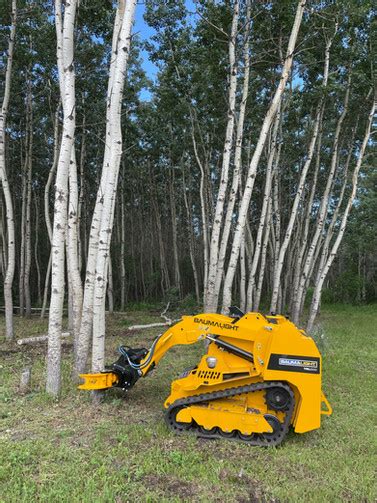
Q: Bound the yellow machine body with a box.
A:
[79,311,332,445]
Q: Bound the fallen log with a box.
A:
[126,302,180,331]
[17,332,71,346]
[127,321,179,331]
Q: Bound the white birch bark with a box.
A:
[107,253,114,314]
[33,194,42,305]
[205,0,239,312]
[19,138,27,316]
[120,163,126,310]
[182,167,200,302]
[222,0,306,312]
[307,96,375,332]
[239,234,246,312]
[290,123,322,317]
[169,169,181,295]
[0,0,17,340]
[46,0,77,396]
[67,148,83,353]
[254,197,273,311]
[190,118,209,305]
[41,104,60,318]
[246,104,280,311]
[24,87,33,317]
[0,193,5,277]
[91,0,136,375]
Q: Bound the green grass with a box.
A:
[0,305,376,502]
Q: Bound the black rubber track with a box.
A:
[165,381,295,446]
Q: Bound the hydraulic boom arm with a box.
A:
[79,314,228,390]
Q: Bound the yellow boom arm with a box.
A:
[79,313,246,390]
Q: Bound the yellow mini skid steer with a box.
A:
[79,308,332,446]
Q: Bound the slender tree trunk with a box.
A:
[67,148,83,356]
[19,137,27,316]
[107,253,114,313]
[0,0,17,340]
[246,103,281,311]
[169,169,181,296]
[182,167,200,303]
[0,192,5,278]
[190,117,209,305]
[78,109,86,273]
[41,103,60,318]
[120,161,126,310]
[24,86,33,317]
[205,1,239,312]
[239,234,247,312]
[222,0,306,312]
[254,197,273,311]
[46,0,77,396]
[90,0,137,379]
[33,193,42,305]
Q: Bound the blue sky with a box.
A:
[134,1,196,99]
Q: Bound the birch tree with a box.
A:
[205,0,239,312]
[222,0,307,312]
[46,0,77,396]
[0,0,17,340]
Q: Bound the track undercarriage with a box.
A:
[166,381,294,446]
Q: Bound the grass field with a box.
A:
[0,305,376,502]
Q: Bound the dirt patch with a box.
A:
[218,469,276,503]
[144,473,197,500]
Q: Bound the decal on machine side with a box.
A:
[267,354,320,374]
[193,318,239,331]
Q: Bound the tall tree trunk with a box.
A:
[0,0,17,340]
[107,252,114,313]
[254,196,273,311]
[24,84,33,317]
[19,136,27,316]
[90,0,137,380]
[0,191,6,278]
[205,0,239,312]
[46,0,77,396]
[41,102,60,318]
[33,193,42,305]
[246,102,281,311]
[78,108,86,273]
[67,148,83,355]
[120,161,126,310]
[182,166,200,303]
[169,169,181,296]
[190,116,209,305]
[222,0,306,312]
